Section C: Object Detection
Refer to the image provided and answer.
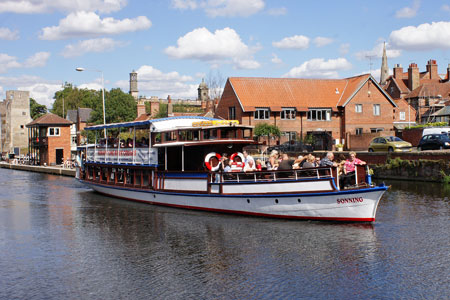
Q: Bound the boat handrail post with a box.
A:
[148,128,151,165]
[132,126,136,164]
[94,131,97,162]
[105,129,108,163]
[295,170,298,180]
[273,172,276,182]
[253,173,257,182]
[182,145,185,171]
[117,128,120,164]
[316,169,319,179]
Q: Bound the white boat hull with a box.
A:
[81,180,387,222]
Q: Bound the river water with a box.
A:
[0,168,448,299]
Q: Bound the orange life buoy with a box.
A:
[205,152,221,171]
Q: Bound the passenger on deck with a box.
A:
[319,152,338,167]
[278,153,294,170]
[266,150,279,170]
[126,138,133,148]
[243,150,254,165]
[342,151,366,187]
[243,159,257,172]
[224,159,232,172]
[293,155,307,169]
[302,154,316,169]
[255,159,262,171]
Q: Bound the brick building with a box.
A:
[0,90,32,155]
[215,75,396,150]
[26,113,72,166]
[383,60,450,124]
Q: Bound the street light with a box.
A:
[75,67,106,127]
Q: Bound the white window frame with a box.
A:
[399,111,406,120]
[254,108,270,120]
[281,108,296,120]
[48,127,60,136]
[373,104,380,116]
[355,104,362,113]
[370,128,384,133]
[307,108,331,121]
[356,128,363,135]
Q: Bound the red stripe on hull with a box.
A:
[94,189,376,222]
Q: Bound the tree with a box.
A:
[29,98,47,119]
[206,70,226,100]
[253,123,281,146]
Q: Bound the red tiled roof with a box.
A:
[228,74,386,111]
[26,113,72,127]
[406,82,450,99]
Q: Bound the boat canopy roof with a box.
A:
[84,116,219,132]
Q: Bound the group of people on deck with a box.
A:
[98,137,150,148]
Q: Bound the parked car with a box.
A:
[417,134,450,151]
[368,136,412,152]
[267,141,313,153]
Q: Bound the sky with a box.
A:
[1,0,450,108]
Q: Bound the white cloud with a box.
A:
[273,35,310,49]
[283,58,352,79]
[62,38,126,57]
[395,0,420,18]
[165,27,260,69]
[389,21,450,51]
[313,37,333,47]
[0,0,127,14]
[116,65,199,98]
[271,53,282,64]
[171,0,265,17]
[267,7,286,16]
[355,42,401,60]
[24,52,51,67]
[39,11,151,40]
[0,53,21,73]
[0,27,19,40]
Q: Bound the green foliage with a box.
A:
[29,98,47,119]
[51,84,136,124]
[173,103,204,113]
[406,122,447,129]
[254,123,281,147]
[154,103,168,118]
[303,134,315,145]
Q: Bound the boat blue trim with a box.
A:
[81,180,387,198]
[84,161,159,167]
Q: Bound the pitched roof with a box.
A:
[227,74,395,111]
[78,108,93,122]
[66,110,77,123]
[406,82,450,99]
[27,113,72,127]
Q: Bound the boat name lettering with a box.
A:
[337,197,364,204]
[97,149,135,156]
[192,120,239,127]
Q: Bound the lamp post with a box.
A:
[75,67,106,126]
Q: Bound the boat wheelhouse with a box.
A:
[77,116,387,222]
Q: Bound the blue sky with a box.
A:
[1,0,450,108]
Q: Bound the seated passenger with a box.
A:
[255,159,262,171]
[243,159,257,172]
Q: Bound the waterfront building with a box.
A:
[26,113,72,166]
[383,60,450,124]
[0,90,32,155]
[215,75,397,150]
[66,108,93,154]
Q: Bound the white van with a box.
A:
[422,127,450,137]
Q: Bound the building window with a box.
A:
[48,127,60,136]
[72,136,77,144]
[281,108,296,120]
[307,109,331,121]
[356,128,363,135]
[22,111,26,115]
[20,125,24,129]
[370,128,384,133]
[399,111,406,120]
[281,131,297,140]
[228,107,236,120]
[254,108,270,120]
[373,104,380,116]
[355,104,362,113]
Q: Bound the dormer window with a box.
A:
[254,108,270,120]
[281,108,296,120]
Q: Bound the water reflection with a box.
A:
[0,169,449,299]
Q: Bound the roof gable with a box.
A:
[27,113,72,127]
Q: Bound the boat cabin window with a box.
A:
[220,128,237,139]
[243,128,252,139]
[164,131,177,142]
[203,129,218,140]
[179,130,199,141]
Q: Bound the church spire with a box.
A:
[380,42,389,85]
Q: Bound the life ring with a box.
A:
[205,152,221,171]
[230,152,245,164]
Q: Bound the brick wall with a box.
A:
[46,125,72,165]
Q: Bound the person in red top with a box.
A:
[343,151,366,188]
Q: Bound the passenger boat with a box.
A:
[76,116,387,222]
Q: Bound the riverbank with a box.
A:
[0,162,75,177]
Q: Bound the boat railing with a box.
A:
[215,167,335,184]
[85,146,157,165]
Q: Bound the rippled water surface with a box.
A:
[0,169,449,299]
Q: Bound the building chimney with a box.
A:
[447,64,450,82]
[136,101,146,117]
[167,95,173,116]
[408,63,419,91]
[426,59,438,80]
[393,64,403,79]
